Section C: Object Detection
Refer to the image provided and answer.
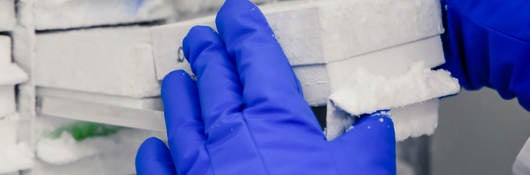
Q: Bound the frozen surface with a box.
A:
[33,117,164,175]
[324,37,453,140]
[0,36,11,65]
[329,62,459,116]
[0,0,16,31]
[392,100,440,141]
[327,100,441,141]
[34,27,160,98]
[325,44,458,140]
[151,0,443,80]
[513,137,530,175]
[34,0,173,30]
[0,143,34,173]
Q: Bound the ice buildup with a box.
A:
[330,62,459,116]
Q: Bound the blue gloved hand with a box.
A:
[136,0,396,174]
[440,0,530,111]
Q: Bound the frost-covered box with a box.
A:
[34,0,459,141]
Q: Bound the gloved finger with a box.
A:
[183,26,244,134]
[215,0,306,107]
[135,137,177,175]
[182,26,278,174]
[330,112,396,174]
[215,0,320,131]
[161,70,211,174]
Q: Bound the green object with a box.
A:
[46,122,123,141]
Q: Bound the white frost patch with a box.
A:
[0,143,34,173]
[32,124,165,174]
[330,61,459,116]
[36,133,100,165]
[36,127,165,168]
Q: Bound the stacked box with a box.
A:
[34,0,459,142]
[36,0,444,98]
[34,0,174,30]
[0,0,16,31]
[0,35,32,174]
[1,36,28,117]
[34,27,160,98]
[0,36,15,117]
[173,0,276,18]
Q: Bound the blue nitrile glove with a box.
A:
[136,0,396,174]
[440,0,530,111]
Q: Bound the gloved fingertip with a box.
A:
[137,137,170,157]
[183,25,220,66]
[161,70,197,115]
[217,0,256,18]
[355,111,395,130]
[334,111,395,144]
[216,0,268,39]
[136,137,177,175]
[162,70,193,92]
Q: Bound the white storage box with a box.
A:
[34,0,174,30]
[34,27,160,98]
[0,35,10,65]
[35,0,444,99]
[0,0,16,31]
[173,0,276,17]
[0,36,28,117]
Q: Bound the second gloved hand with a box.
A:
[136,0,396,174]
